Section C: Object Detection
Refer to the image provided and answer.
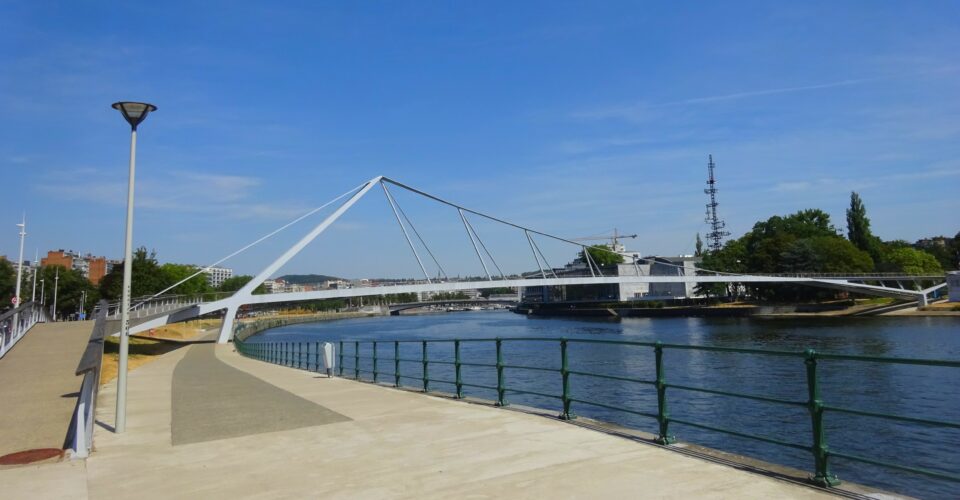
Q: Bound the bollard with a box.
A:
[322,342,334,378]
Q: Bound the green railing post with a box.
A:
[559,338,575,420]
[354,341,360,380]
[422,340,429,392]
[454,339,463,399]
[315,341,320,372]
[496,338,507,407]
[654,342,675,444]
[338,341,344,376]
[373,341,379,383]
[805,349,839,487]
[394,341,400,387]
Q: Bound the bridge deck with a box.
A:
[0,321,91,461]
[0,343,847,498]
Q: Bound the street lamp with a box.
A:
[111,101,156,434]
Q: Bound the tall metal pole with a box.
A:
[14,215,26,308]
[40,279,45,306]
[52,268,59,321]
[117,127,137,433]
[31,250,38,302]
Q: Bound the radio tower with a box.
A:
[704,154,730,252]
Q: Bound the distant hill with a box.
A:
[278,274,342,285]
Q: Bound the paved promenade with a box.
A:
[0,342,847,499]
[0,321,91,460]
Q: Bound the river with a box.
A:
[247,311,960,498]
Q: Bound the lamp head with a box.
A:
[111,101,157,130]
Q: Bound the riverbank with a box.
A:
[514,299,959,319]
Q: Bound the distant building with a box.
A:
[41,250,109,285]
[521,248,702,303]
[202,266,233,288]
[948,272,960,303]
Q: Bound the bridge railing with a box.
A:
[95,291,236,318]
[0,301,46,359]
[234,335,960,492]
[69,300,108,458]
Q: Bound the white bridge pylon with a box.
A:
[125,175,946,344]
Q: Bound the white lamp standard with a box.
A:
[14,216,26,308]
[111,101,156,433]
[31,250,38,303]
[53,268,59,320]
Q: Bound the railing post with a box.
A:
[496,338,507,407]
[559,338,575,420]
[354,341,360,380]
[394,341,401,387]
[315,341,320,372]
[454,339,463,399]
[339,341,344,376]
[422,340,429,392]
[373,341,379,383]
[805,349,839,487]
[654,342,675,444]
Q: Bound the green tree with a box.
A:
[879,247,943,275]
[99,247,169,300]
[37,265,98,319]
[217,275,268,294]
[160,263,212,295]
[694,233,704,257]
[579,245,624,266]
[0,258,14,309]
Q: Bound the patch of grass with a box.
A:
[100,336,183,385]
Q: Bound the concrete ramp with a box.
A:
[0,321,92,461]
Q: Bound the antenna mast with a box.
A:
[704,154,730,252]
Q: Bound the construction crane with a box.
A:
[572,228,638,249]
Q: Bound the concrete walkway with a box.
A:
[0,321,92,459]
[0,339,850,498]
[30,344,836,499]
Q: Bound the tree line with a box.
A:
[696,192,955,301]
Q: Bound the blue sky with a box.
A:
[1,1,958,279]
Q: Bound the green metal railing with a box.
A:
[235,336,960,488]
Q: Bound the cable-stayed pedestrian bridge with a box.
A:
[115,176,946,344]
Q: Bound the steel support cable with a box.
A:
[458,209,492,280]
[525,231,547,279]
[463,216,505,279]
[381,181,432,283]
[528,233,559,279]
[130,181,368,310]
[381,176,737,278]
[381,183,449,280]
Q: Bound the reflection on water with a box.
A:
[250,311,960,498]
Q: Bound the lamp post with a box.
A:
[53,268,59,320]
[31,250,38,303]
[111,101,156,433]
[40,279,45,306]
[14,215,26,308]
